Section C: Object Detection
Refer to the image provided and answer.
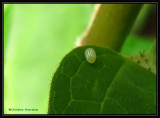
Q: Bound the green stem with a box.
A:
[79,4,143,51]
[131,4,156,38]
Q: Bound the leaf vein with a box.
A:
[99,62,125,113]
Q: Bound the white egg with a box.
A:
[85,48,96,64]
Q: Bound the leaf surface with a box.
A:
[48,46,156,114]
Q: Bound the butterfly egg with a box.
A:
[85,48,96,64]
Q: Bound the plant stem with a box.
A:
[78,4,143,51]
[131,4,156,38]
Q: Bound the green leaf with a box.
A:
[122,37,156,74]
[48,46,156,114]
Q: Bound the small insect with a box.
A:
[85,48,96,64]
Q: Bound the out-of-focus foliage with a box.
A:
[4,4,94,114]
[121,4,156,57]
[131,4,156,38]
[120,35,154,56]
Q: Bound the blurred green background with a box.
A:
[4,4,155,114]
[4,4,95,114]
